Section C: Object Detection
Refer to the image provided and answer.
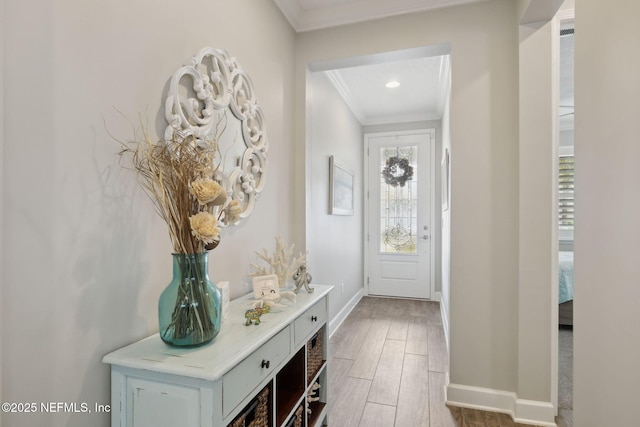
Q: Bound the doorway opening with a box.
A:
[557,15,575,425]
[304,44,452,339]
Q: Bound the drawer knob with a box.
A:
[311,316,318,322]
[261,359,270,369]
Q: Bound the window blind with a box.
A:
[558,155,574,228]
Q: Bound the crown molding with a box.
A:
[275,0,489,32]
[324,70,367,124]
[273,0,304,31]
[520,0,564,25]
[365,112,443,126]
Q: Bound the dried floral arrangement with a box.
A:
[250,236,307,288]
[115,114,239,344]
[117,116,241,254]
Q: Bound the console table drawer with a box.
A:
[294,300,326,348]
[222,325,291,417]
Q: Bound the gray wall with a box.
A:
[296,0,523,399]
[306,71,364,321]
[574,0,640,425]
[0,0,4,412]
[441,80,453,344]
[517,10,558,406]
[2,1,295,426]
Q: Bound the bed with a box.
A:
[558,251,574,326]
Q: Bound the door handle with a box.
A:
[422,235,429,240]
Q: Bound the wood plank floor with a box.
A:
[328,296,568,427]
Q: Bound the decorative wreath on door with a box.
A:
[382,156,414,187]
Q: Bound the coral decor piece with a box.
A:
[250,236,307,288]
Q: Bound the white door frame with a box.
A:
[363,129,436,299]
[551,8,575,415]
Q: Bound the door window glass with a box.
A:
[379,145,418,253]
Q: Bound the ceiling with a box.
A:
[272,0,467,126]
[273,0,573,129]
[324,54,450,126]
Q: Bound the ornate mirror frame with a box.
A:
[164,47,268,226]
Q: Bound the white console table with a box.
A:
[103,284,333,427]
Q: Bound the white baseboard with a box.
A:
[328,288,363,338]
[446,383,557,427]
[514,398,557,426]
[438,293,450,352]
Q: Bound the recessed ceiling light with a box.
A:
[385,80,400,88]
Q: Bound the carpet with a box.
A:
[558,327,573,410]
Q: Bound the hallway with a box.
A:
[328,296,546,427]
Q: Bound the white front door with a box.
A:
[365,130,434,299]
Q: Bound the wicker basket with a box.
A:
[228,385,270,427]
[294,404,303,427]
[284,404,303,427]
[307,328,324,382]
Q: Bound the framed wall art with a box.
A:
[329,155,354,215]
[441,148,450,211]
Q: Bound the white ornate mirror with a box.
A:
[164,47,268,226]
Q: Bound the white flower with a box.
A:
[189,212,220,244]
[189,178,227,206]
[223,199,242,225]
